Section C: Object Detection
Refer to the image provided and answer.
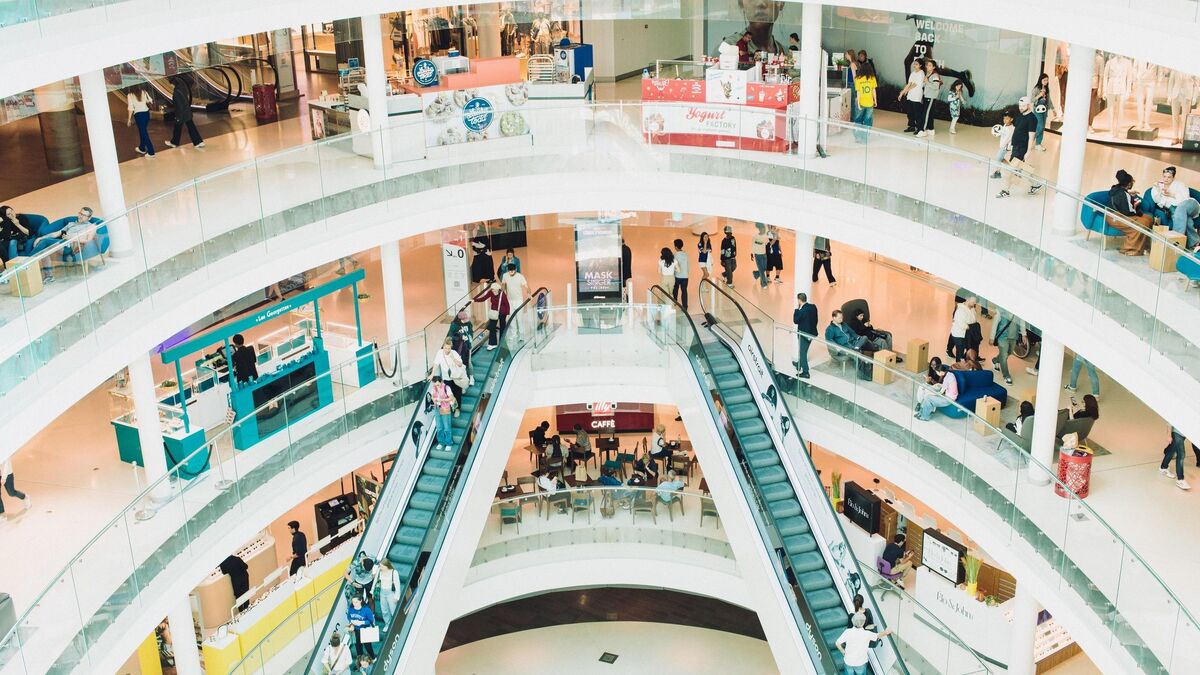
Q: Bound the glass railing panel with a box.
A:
[1111,552,1181,669]
[316,129,390,232]
[923,144,991,227]
[134,183,207,308]
[254,143,326,249]
[194,160,268,272]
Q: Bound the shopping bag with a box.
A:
[359,625,381,643]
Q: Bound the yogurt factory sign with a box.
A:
[462,97,495,132]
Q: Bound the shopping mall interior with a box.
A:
[2,2,1200,674]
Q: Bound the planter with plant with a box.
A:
[830,471,843,511]
[962,554,982,597]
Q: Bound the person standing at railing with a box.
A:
[1150,166,1200,249]
[1107,170,1152,256]
[792,292,817,379]
[473,281,510,350]
[720,225,737,287]
[997,98,1043,199]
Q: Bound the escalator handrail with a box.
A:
[697,277,910,675]
[300,285,509,673]
[370,288,550,673]
[645,284,838,674]
[216,64,240,103]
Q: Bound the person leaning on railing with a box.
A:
[1106,170,1152,257]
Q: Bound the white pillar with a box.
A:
[381,240,406,343]
[129,352,171,503]
[166,597,202,675]
[1051,45,1096,236]
[79,69,132,255]
[1006,582,1040,675]
[360,13,390,167]
[799,2,823,158]
[1028,335,1065,484]
[793,232,814,299]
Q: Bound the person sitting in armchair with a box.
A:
[825,310,870,354]
[30,206,102,282]
[847,308,895,354]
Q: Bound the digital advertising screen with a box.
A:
[572,217,622,301]
[922,528,967,584]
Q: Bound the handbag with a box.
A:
[359,625,380,644]
[487,308,499,320]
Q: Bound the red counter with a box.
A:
[555,402,655,434]
[641,74,798,152]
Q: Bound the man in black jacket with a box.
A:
[165,77,205,149]
[288,520,308,576]
[792,292,817,378]
[719,225,737,286]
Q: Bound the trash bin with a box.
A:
[1055,451,1093,499]
[252,83,277,124]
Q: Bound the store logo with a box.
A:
[462,97,495,131]
[412,59,439,87]
[935,590,975,620]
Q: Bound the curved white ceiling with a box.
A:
[1,0,1196,97]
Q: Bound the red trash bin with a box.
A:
[1055,451,1093,499]
[253,83,278,123]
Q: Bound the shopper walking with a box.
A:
[621,239,632,297]
[812,236,836,286]
[792,292,817,379]
[720,225,737,286]
[432,338,468,402]
[697,231,713,282]
[164,76,205,148]
[502,264,529,336]
[473,282,510,350]
[852,61,877,143]
[898,59,926,134]
[0,459,31,520]
[1160,426,1191,490]
[751,224,770,289]
[126,84,156,158]
[672,238,690,310]
[990,111,1015,179]
[767,227,784,283]
[917,58,942,137]
[658,247,677,290]
[1031,73,1055,151]
[430,375,457,450]
[947,80,966,134]
[988,307,1022,385]
[287,520,308,576]
[1065,353,1100,398]
[997,98,1042,198]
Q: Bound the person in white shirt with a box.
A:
[376,559,403,628]
[1151,166,1200,249]
[836,612,893,674]
[125,85,156,158]
[990,111,1015,179]
[431,339,467,403]
[321,632,352,674]
[0,458,30,520]
[502,265,530,335]
[898,59,926,134]
[947,296,976,361]
[658,247,677,289]
[751,223,770,289]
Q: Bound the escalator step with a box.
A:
[746,450,780,469]
[388,543,420,566]
[823,628,846,651]
[735,418,767,436]
[452,414,471,429]
[416,475,447,493]
[402,508,434,528]
[423,459,453,477]
[716,373,746,389]
[410,490,441,512]
[807,588,842,611]
[761,482,794,502]
[815,607,849,631]
[391,563,415,583]
[395,526,426,546]
[722,388,754,406]
[710,358,739,375]
[768,499,801,519]
[754,465,787,484]
[776,517,811,538]
[727,403,759,420]
[798,570,834,593]
[742,435,774,452]
[429,448,457,463]
[782,535,817,555]
[791,551,826,574]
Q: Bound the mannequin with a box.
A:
[532,13,551,54]
[1102,55,1133,137]
[1053,42,1069,120]
[1089,51,1106,132]
[1167,70,1200,145]
[1133,60,1159,130]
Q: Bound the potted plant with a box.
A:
[962,554,982,597]
[829,471,843,511]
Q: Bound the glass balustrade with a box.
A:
[709,284,1197,674]
[225,579,344,675]
[3,101,1197,441]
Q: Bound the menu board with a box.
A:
[922,529,967,584]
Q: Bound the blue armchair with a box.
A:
[1079,191,1121,238]
[1141,186,1200,230]
[4,213,49,260]
[1179,253,1200,285]
[19,216,107,267]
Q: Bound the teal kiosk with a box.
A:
[154,270,374,456]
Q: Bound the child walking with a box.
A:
[947,81,966,134]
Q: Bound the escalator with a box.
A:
[304,289,548,674]
[649,281,908,674]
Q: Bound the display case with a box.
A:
[1034,612,1080,672]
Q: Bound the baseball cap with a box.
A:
[1018,96,1030,106]
[724,225,733,233]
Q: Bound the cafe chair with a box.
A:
[631,491,657,524]
[499,503,522,534]
[699,499,719,528]
[874,558,904,599]
[517,476,539,516]
[616,449,637,479]
[669,455,691,484]
[658,490,685,521]
[525,431,540,464]
[602,459,622,478]
[570,491,594,523]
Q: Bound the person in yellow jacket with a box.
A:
[852,62,878,143]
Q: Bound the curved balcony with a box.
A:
[1,0,1198,96]
[3,103,1199,462]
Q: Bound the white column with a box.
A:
[79,69,132,255]
[128,352,171,504]
[1051,45,1096,236]
[360,13,390,166]
[380,240,407,375]
[166,597,202,675]
[793,232,814,299]
[1006,582,1040,675]
[1028,335,1065,484]
[799,2,823,158]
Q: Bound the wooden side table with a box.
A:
[5,257,42,297]
[905,338,928,374]
[1149,227,1186,273]
[974,396,1001,435]
[873,349,896,385]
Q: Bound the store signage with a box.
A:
[641,78,795,152]
[706,68,748,104]
[842,481,881,534]
[412,58,439,87]
[921,529,966,585]
[441,227,470,310]
[934,589,975,621]
[588,401,616,416]
[462,97,495,132]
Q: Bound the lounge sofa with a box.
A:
[8,215,107,266]
[938,369,1008,419]
[1140,186,1200,233]
[3,213,49,260]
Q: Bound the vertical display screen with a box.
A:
[574,218,622,300]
